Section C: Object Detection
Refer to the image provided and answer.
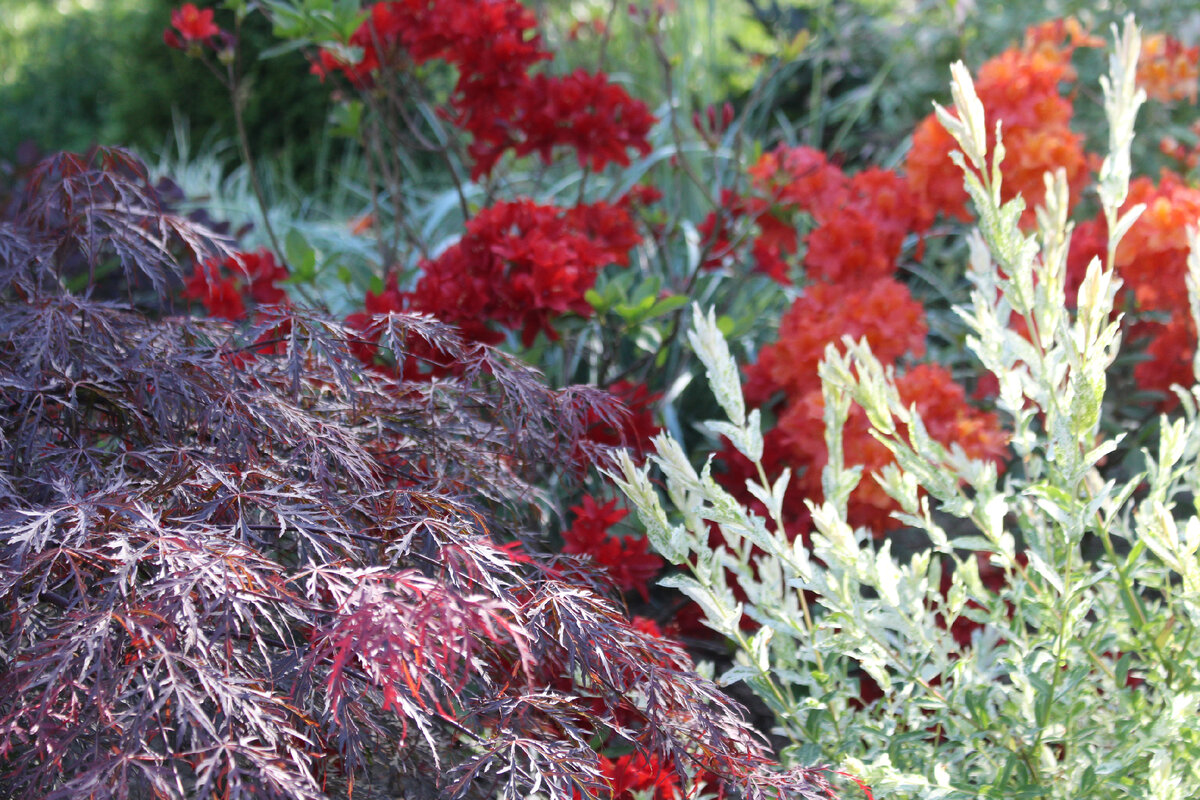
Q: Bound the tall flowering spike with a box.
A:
[1098,15,1147,228]
[688,305,745,428]
[607,449,689,565]
[933,61,988,172]
[1034,168,1072,333]
[1187,227,1200,383]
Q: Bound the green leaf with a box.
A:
[284,229,317,283]
[328,100,363,139]
[584,289,607,312]
[1115,652,1133,688]
[644,293,688,320]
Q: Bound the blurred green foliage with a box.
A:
[0,0,333,184]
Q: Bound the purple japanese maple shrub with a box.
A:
[0,148,838,800]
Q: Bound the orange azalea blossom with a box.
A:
[1114,173,1200,313]
[999,126,1089,218]
[743,279,927,404]
[742,147,929,285]
[975,48,1075,130]
[906,18,1099,226]
[906,114,973,223]
[1138,34,1200,104]
[803,168,930,284]
[1066,171,1200,409]
[748,145,849,213]
[779,364,1009,534]
[1024,16,1104,57]
[732,281,1008,537]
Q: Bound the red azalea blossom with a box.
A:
[583,379,661,459]
[748,145,849,213]
[696,189,756,271]
[562,496,663,600]
[412,199,639,346]
[166,3,220,49]
[183,268,245,320]
[182,248,290,321]
[501,70,656,173]
[573,753,682,800]
[310,0,653,179]
[235,249,291,305]
[622,184,664,208]
[606,752,682,800]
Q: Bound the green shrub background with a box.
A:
[0,0,331,182]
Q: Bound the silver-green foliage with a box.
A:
[610,17,1200,799]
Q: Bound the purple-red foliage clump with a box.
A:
[0,148,838,800]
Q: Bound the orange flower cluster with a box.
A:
[714,144,1007,536]
[1139,33,1200,104]
[743,280,928,405]
[1068,172,1200,408]
[906,18,1098,226]
[699,145,931,284]
[777,363,1009,532]
[1117,174,1200,312]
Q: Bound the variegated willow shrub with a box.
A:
[0,149,845,799]
[613,18,1200,799]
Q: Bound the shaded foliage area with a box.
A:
[0,0,332,185]
[0,147,838,799]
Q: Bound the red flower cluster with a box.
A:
[743,280,928,405]
[582,380,662,461]
[183,248,290,320]
[600,752,681,800]
[342,187,647,376]
[410,199,640,346]
[572,752,681,800]
[342,194,642,367]
[561,496,664,601]
[163,3,221,50]
[508,70,658,173]
[906,18,1099,226]
[312,0,654,178]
